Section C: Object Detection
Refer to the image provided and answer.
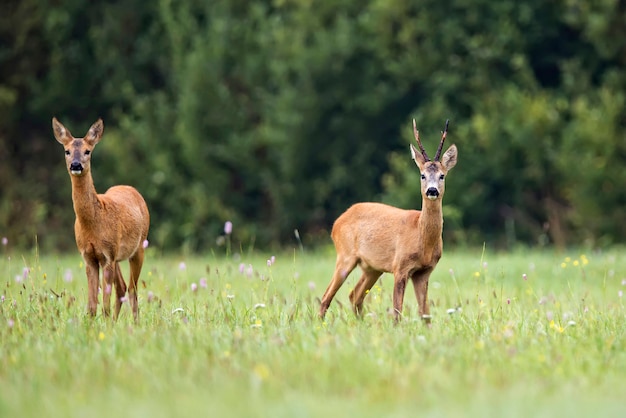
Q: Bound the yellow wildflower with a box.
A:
[253,363,270,381]
[549,320,564,333]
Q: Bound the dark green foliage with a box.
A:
[0,0,624,251]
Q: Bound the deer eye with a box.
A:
[420,174,426,180]
[84,150,91,155]
[65,150,70,156]
[439,174,445,180]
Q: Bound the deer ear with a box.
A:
[410,144,426,168]
[52,117,72,145]
[441,144,457,170]
[85,119,104,145]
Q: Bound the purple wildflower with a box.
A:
[224,221,233,235]
[191,283,198,292]
[199,277,208,288]
[143,239,149,249]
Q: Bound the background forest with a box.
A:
[1,0,624,252]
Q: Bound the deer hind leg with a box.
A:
[411,269,433,325]
[319,256,358,318]
[349,268,382,317]
[128,248,145,322]
[85,258,100,317]
[101,263,116,317]
[113,262,127,320]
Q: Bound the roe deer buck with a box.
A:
[319,119,457,324]
[53,118,150,321]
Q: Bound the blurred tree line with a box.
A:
[0,0,624,252]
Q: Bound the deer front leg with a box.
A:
[113,262,127,320]
[392,274,409,322]
[102,263,116,317]
[85,258,100,317]
[411,269,433,325]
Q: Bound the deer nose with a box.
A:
[69,162,83,173]
[425,187,439,198]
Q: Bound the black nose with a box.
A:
[70,162,83,172]
[426,187,439,197]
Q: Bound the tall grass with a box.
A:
[1,246,625,417]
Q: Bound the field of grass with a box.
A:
[1,245,625,417]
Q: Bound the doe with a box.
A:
[319,119,457,323]
[53,118,150,321]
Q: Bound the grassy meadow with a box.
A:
[1,244,625,417]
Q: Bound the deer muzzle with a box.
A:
[425,187,440,200]
[69,162,83,175]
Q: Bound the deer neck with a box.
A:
[70,172,101,226]
[417,198,444,247]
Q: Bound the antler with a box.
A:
[434,119,449,161]
[412,119,430,161]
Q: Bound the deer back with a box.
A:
[331,202,427,273]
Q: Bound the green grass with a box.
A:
[1,246,625,417]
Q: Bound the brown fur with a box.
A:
[53,118,150,321]
[319,124,457,323]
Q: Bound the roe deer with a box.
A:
[319,119,457,324]
[53,117,150,321]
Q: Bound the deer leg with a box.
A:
[411,269,433,325]
[392,273,409,322]
[101,263,115,318]
[319,256,358,318]
[349,269,382,316]
[128,248,145,322]
[85,258,100,317]
[113,262,127,320]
